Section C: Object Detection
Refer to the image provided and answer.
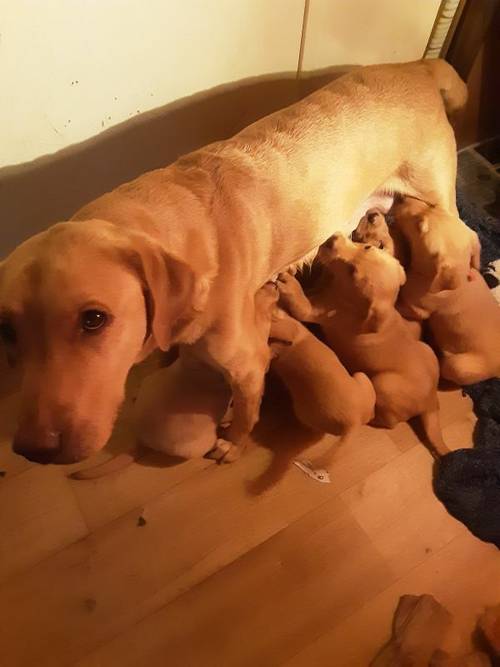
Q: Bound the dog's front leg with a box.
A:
[203,292,274,464]
[206,349,269,464]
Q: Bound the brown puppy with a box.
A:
[352,207,409,265]
[71,353,232,480]
[352,208,422,338]
[352,208,395,254]
[426,269,500,384]
[391,196,481,319]
[132,353,232,459]
[254,284,375,471]
[278,235,449,457]
[0,59,465,465]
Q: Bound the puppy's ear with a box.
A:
[127,234,207,351]
[352,270,393,333]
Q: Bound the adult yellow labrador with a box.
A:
[0,59,466,465]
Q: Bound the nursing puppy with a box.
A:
[360,199,498,384]
[391,196,481,319]
[352,208,409,264]
[132,353,232,458]
[352,208,424,338]
[71,352,232,479]
[278,235,449,457]
[255,284,375,471]
[424,269,500,385]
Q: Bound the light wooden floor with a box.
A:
[0,356,498,667]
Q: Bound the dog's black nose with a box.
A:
[13,435,61,464]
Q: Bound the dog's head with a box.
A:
[0,220,206,464]
[352,209,395,255]
[391,197,478,291]
[318,233,406,330]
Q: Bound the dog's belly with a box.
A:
[275,192,395,279]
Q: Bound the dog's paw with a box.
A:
[205,438,241,464]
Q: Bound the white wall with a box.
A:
[1,0,442,168]
[1,0,304,166]
[302,0,442,70]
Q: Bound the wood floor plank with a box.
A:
[0,374,492,667]
[284,531,499,667]
[0,445,339,667]
[438,389,475,429]
[0,466,88,584]
[340,446,465,578]
[76,497,394,667]
[378,389,474,454]
[442,411,477,449]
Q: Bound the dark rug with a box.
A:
[433,189,500,548]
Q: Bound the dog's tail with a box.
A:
[423,58,468,115]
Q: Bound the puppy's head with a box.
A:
[391,197,476,290]
[0,220,206,464]
[352,209,395,255]
[318,233,406,329]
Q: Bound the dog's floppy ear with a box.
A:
[126,233,208,351]
[351,266,396,333]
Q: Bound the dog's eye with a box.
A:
[0,320,17,345]
[81,310,108,332]
[364,245,371,250]
[379,241,385,249]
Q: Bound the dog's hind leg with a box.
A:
[420,405,449,458]
[384,126,459,216]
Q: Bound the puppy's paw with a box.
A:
[205,438,241,464]
[277,271,300,292]
[277,273,304,307]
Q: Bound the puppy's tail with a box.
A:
[69,448,140,480]
[423,58,468,116]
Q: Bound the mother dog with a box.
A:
[0,59,466,464]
